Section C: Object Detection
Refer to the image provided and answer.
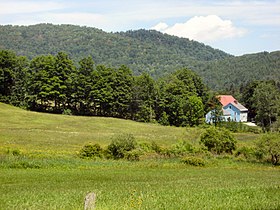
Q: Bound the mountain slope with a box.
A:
[0,24,279,90]
[0,24,230,76]
[197,51,280,90]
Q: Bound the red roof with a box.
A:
[218,95,237,106]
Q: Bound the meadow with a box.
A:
[0,103,279,209]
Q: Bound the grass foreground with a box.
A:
[0,103,279,209]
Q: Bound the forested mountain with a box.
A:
[197,51,280,90]
[0,24,279,90]
[0,24,229,76]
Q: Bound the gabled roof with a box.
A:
[228,101,248,111]
[218,95,248,111]
[218,95,236,106]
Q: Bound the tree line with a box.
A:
[1,24,279,92]
[0,49,209,127]
[1,49,279,130]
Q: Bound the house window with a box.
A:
[229,105,231,109]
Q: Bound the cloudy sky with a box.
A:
[0,0,279,55]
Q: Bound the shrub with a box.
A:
[125,149,143,161]
[170,140,194,157]
[79,143,103,159]
[200,127,236,155]
[256,133,280,165]
[62,108,72,115]
[151,141,162,153]
[235,146,256,159]
[181,156,206,166]
[107,134,137,159]
[6,148,21,156]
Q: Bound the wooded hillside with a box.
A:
[0,24,279,90]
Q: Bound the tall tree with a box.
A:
[75,56,95,114]
[158,68,207,126]
[252,81,280,131]
[132,73,157,122]
[185,95,204,126]
[111,65,133,118]
[0,50,18,102]
[53,52,75,111]
[27,55,55,111]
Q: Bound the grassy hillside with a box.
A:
[0,102,189,155]
[0,102,259,156]
[1,103,280,210]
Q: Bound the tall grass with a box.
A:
[1,103,278,209]
[1,160,279,209]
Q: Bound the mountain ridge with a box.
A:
[0,23,279,90]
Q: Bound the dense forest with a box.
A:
[0,50,211,127]
[0,24,280,130]
[1,49,279,130]
[1,24,279,91]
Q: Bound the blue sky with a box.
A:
[0,0,279,55]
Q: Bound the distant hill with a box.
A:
[0,24,230,75]
[0,24,279,90]
[196,51,280,90]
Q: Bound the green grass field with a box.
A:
[0,103,279,209]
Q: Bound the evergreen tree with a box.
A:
[0,50,18,102]
[76,56,95,114]
[252,81,280,131]
[132,73,156,122]
[53,52,75,111]
[27,55,55,111]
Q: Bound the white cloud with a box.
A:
[152,15,247,42]
[150,22,169,31]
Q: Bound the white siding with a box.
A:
[240,111,247,122]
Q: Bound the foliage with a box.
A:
[1,24,279,92]
[181,156,206,166]
[62,109,72,115]
[124,149,143,161]
[235,146,257,160]
[170,140,194,156]
[206,94,223,126]
[200,127,237,155]
[106,134,137,159]
[185,95,204,126]
[79,143,103,159]
[1,48,210,126]
[157,68,208,126]
[252,81,280,131]
[0,24,230,79]
[256,133,280,165]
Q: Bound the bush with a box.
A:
[62,108,72,115]
[170,140,194,157]
[181,156,206,166]
[6,148,21,156]
[235,146,256,159]
[151,141,162,153]
[256,133,280,165]
[125,149,143,161]
[107,134,137,159]
[200,127,236,155]
[79,143,103,159]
